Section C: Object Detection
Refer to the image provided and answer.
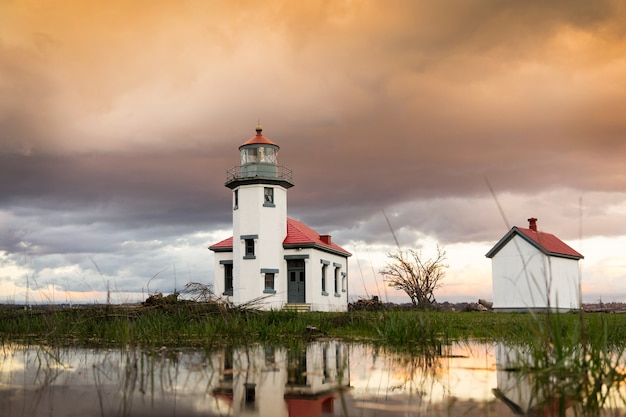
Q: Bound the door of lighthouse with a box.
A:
[287,260,305,303]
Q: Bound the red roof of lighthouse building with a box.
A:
[485,218,583,260]
[209,217,351,257]
[283,218,351,256]
[208,236,233,252]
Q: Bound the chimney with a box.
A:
[320,235,332,244]
[528,217,538,231]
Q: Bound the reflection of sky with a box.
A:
[2,342,625,416]
[0,345,225,416]
[444,343,498,401]
[0,342,502,416]
[348,343,499,411]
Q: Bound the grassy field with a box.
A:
[1,303,626,349]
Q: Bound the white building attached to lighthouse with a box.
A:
[209,127,351,312]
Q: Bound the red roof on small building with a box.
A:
[516,227,583,259]
[208,218,351,257]
[486,218,583,260]
[239,126,279,149]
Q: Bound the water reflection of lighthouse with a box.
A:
[213,341,350,417]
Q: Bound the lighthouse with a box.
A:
[210,127,351,311]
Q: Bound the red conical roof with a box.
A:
[239,126,279,149]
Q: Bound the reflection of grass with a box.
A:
[501,310,626,416]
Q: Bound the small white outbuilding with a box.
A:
[485,218,584,312]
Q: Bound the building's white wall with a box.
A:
[491,236,547,310]
[546,256,581,310]
[249,248,350,312]
[212,246,350,311]
[213,251,232,297]
[302,249,349,312]
[491,235,581,311]
[225,247,350,312]
[232,184,288,307]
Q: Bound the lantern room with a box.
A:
[238,125,280,177]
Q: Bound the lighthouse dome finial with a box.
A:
[256,124,262,133]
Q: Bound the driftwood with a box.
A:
[142,292,179,307]
[462,299,493,312]
[349,296,384,311]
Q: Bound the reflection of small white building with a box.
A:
[486,218,583,312]
[493,343,573,416]
[209,127,351,312]
[493,343,536,414]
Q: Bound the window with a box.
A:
[224,263,233,296]
[264,273,275,292]
[234,189,239,210]
[259,146,277,164]
[321,260,329,296]
[334,263,341,296]
[342,272,347,292]
[264,187,274,206]
[245,239,255,258]
[264,346,276,367]
[241,235,258,259]
[241,147,258,164]
[262,268,278,293]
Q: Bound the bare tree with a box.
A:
[380,245,448,307]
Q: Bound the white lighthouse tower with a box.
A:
[210,126,351,311]
[225,125,293,306]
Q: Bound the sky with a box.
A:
[1,0,625,305]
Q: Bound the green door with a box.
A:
[287,260,305,303]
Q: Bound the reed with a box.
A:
[499,309,626,416]
[2,304,626,350]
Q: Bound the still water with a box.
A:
[0,341,623,417]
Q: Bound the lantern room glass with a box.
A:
[241,146,277,165]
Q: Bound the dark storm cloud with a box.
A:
[0,152,229,218]
[0,150,234,256]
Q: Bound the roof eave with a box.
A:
[283,243,351,257]
[225,177,294,190]
[546,252,584,260]
[208,246,233,253]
